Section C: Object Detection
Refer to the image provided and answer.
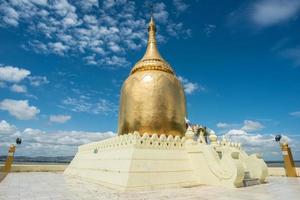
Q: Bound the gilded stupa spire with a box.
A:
[130,17,174,75]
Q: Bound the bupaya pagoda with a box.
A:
[65,17,268,191]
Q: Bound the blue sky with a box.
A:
[0,0,300,160]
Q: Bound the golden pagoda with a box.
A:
[118,17,187,137]
[66,17,268,191]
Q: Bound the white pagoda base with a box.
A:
[64,131,268,191]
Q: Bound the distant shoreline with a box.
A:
[266,161,300,167]
[0,155,73,164]
[0,162,70,165]
[1,157,300,167]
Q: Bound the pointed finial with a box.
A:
[145,2,156,36]
[130,15,174,75]
[150,15,154,24]
[148,16,156,43]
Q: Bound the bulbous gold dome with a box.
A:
[118,17,187,137]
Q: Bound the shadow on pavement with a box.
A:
[0,172,7,183]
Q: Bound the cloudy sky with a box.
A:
[0,0,300,160]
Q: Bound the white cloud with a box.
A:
[173,0,189,13]
[166,22,192,38]
[0,0,191,68]
[0,66,30,82]
[49,115,71,123]
[216,122,229,128]
[178,76,204,94]
[62,96,117,115]
[0,121,116,156]
[28,76,49,86]
[184,83,198,94]
[0,99,40,120]
[224,129,275,149]
[203,24,216,36]
[101,55,129,67]
[0,65,49,92]
[0,5,19,26]
[216,120,264,132]
[10,84,27,93]
[251,0,300,27]
[280,46,300,67]
[83,15,97,24]
[241,120,264,132]
[223,129,298,160]
[31,0,48,6]
[290,111,300,117]
[0,120,17,134]
[153,2,169,24]
[76,0,98,11]
[216,122,239,129]
[0,81,6,88]
[48,42,69,55]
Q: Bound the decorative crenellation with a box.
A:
[131,59,174,75]
[79,131,186,153]
[216,138,241,149]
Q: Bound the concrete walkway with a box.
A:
[0,172,299,200]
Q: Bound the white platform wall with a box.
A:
[65,132,268,190]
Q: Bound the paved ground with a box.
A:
[0,172,299,200]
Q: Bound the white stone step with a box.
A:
[243,178,260,187]
[243,171,260,187]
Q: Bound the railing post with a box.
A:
[281,143,297,177]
